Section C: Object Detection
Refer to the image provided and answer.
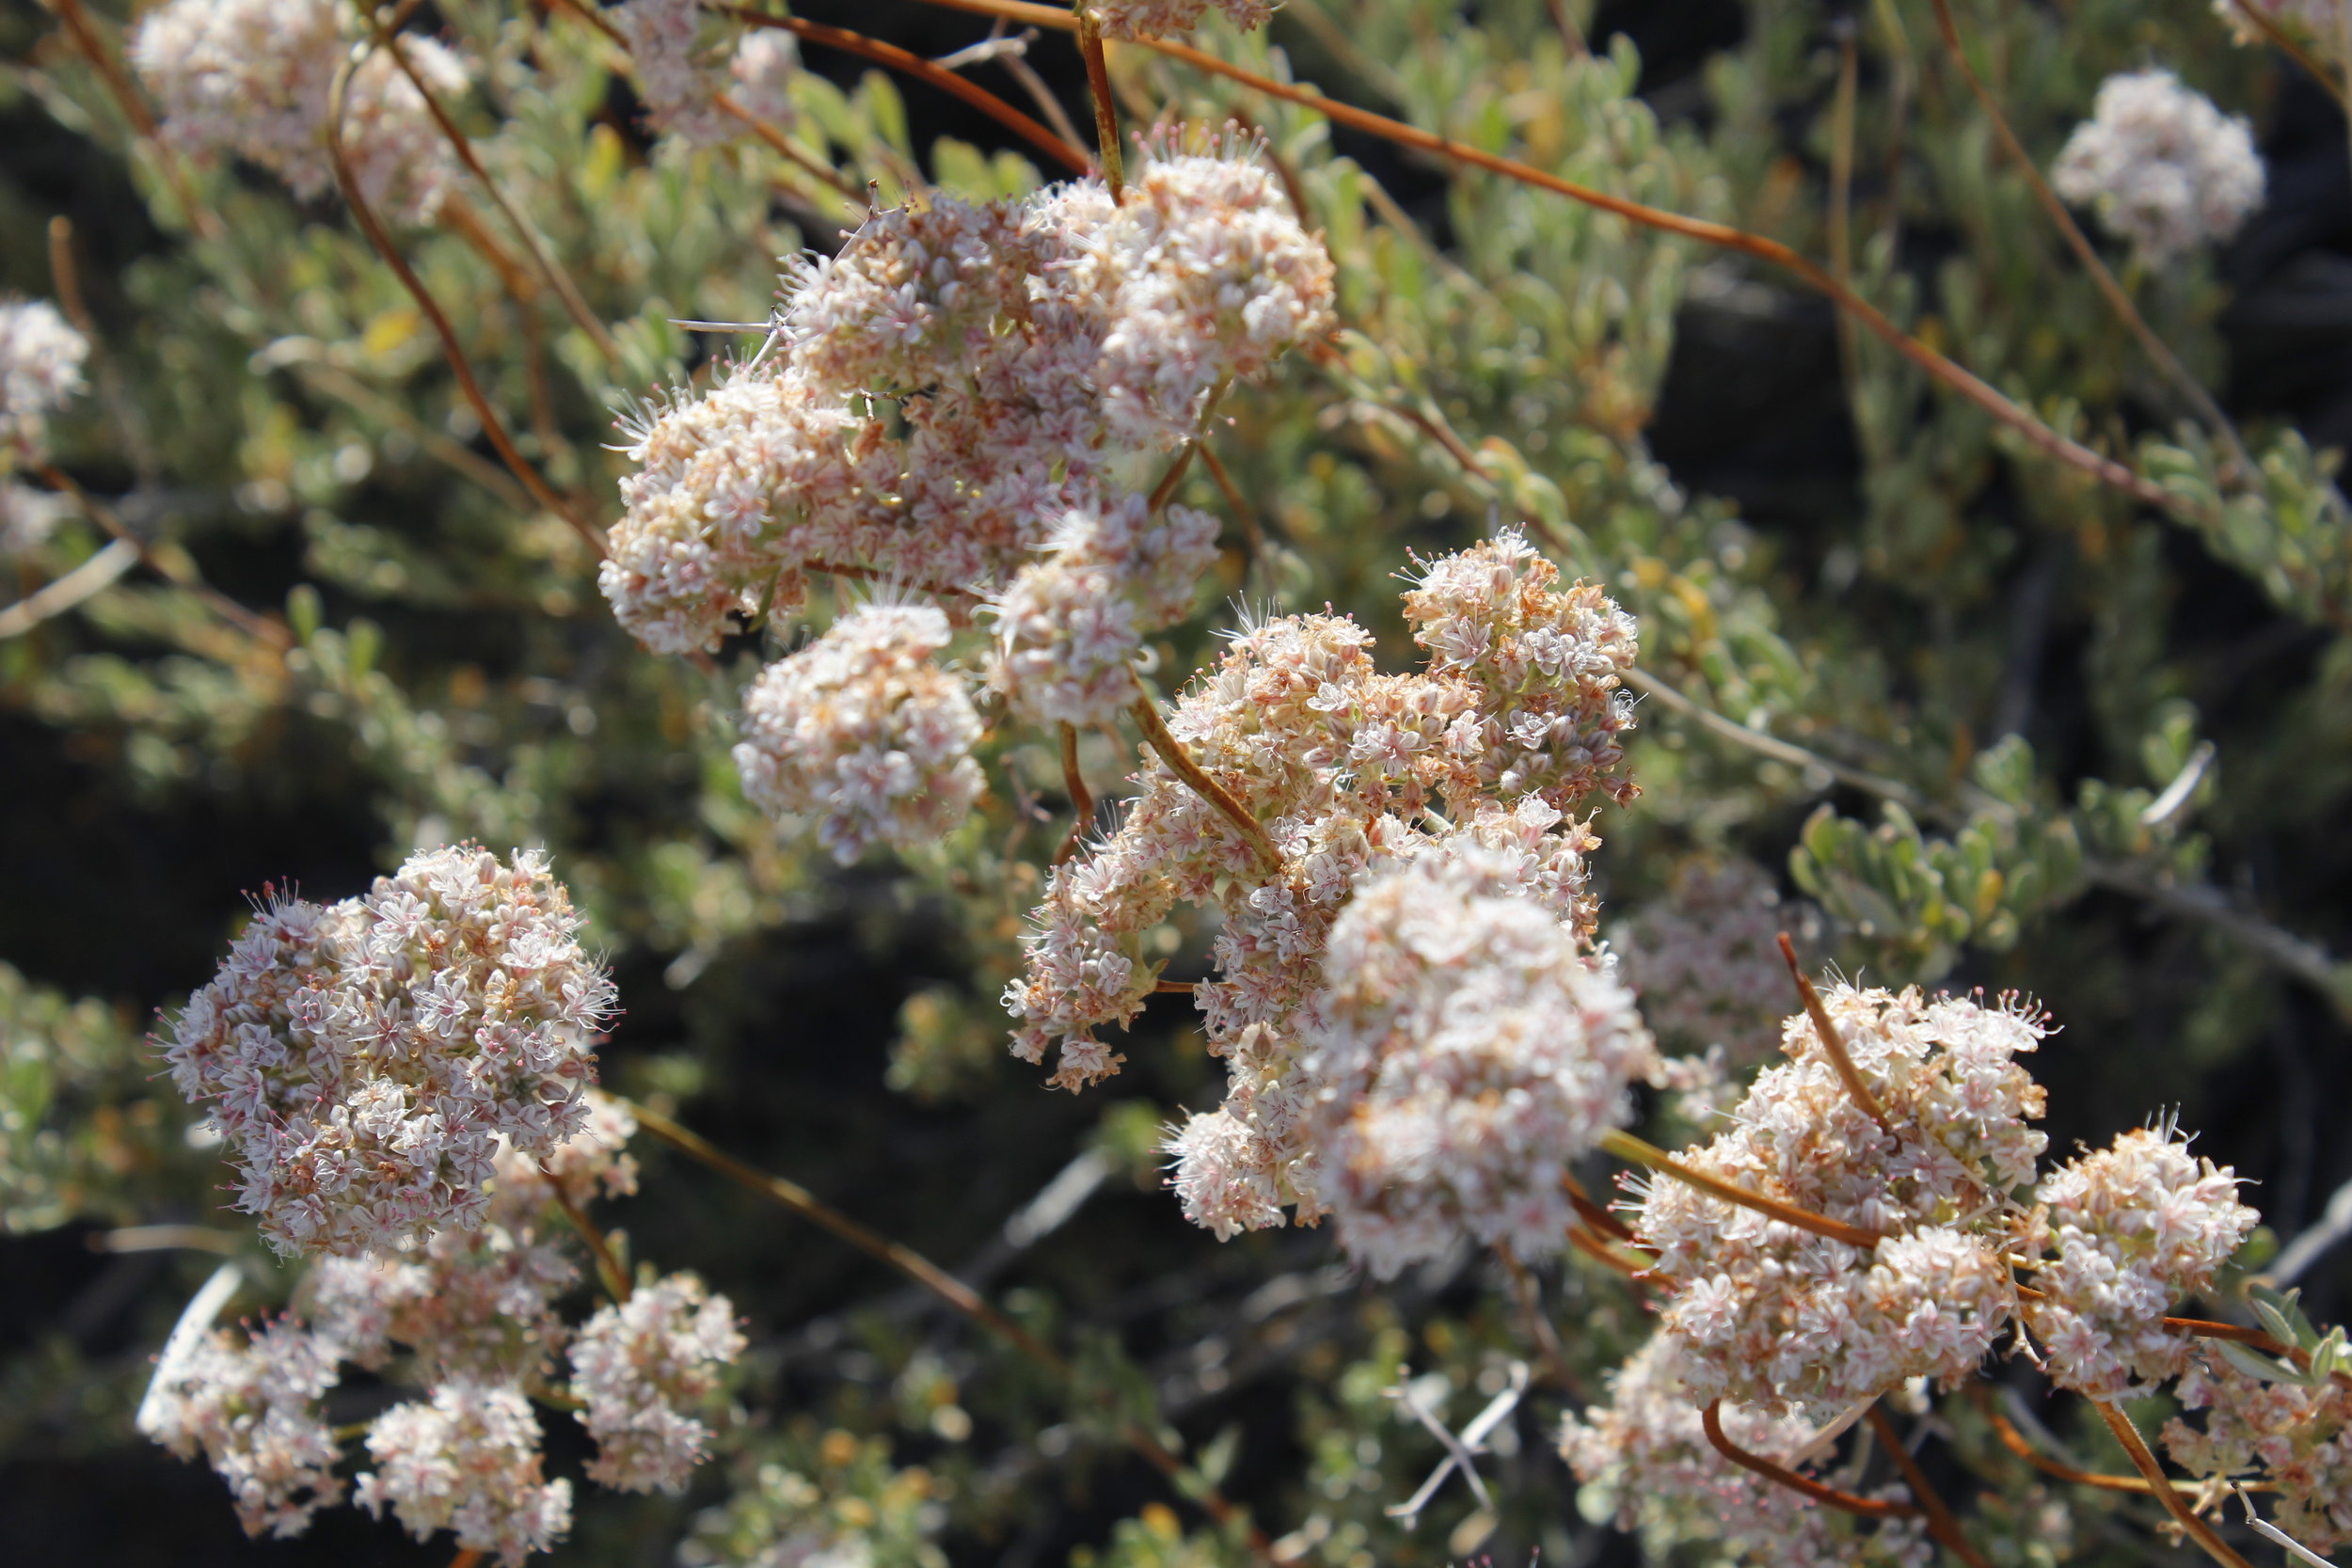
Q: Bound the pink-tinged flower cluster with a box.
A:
[1613,859,1804,1065]
[989,494,1221,727]
[2018,1125,2257,1398]
[727,29,800,128]
[1635,987,2049,1415]
[600,145,1330,664]
[1302,840,1657,1277]
[143,1093,686,1561]
[568,1272,746,1494]
[161,845,613,1258]
[128,0,469,223]
[2165,1356,2352,1551]
[138,1315,344,1540]
[1560,1333,1931,1568]
[0,298,87,459]
[1088,0,1277,42]
[612,0,735,146]
[734,604,986,863]
[2052,71,2264,262]
[356,1381,574,1566]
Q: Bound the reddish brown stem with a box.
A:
[1866,1405,1991,1568]
[1075,8,1124,198]
[1562,1172,1638,1244]
[1055,721,1094,866]
[1975,1387,2205,1496]
[2093,1402,2255,1568]
[1703,1401,1922,1519]
[2228,0,2350,111]
[719,7,1090,175]
[545,1171,631,1304]
[1601,1129,1884,1250]
[40,0,225,242]
[901,0,2178,514]
[1565,1224,1653,1282]
[1128,691,1279,871]
[324,51,605,556]
[1778,933,1894,1135]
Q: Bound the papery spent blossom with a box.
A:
[1303,840,1657,1277]
[734,604,986,863]
[569,1272,746,1494]
[2019,1124,2257,1398]
[356,1380,574,1566]
[0,298,87,460]
[1561,1332,1931,1568]
[2052,71,2264,261]
[129,0,469,222]
[161,845,613,1258]
[1635,985,2048,1414]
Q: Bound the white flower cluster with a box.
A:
[1003,533,1641,1261]
[138,1315,344,1540]
[734,604,986,863]
[161,845,613,1258]
[1089,0,1278,41]
[2020,1125,2257,1398]
[1302,842,1656,1277]
[612,0,736,146]
[2052,70,2265,262]
[357,1381,574,1565]
[1613,859,1804,1065]
[1560,1333,1931,1568]
[602,147,1330,799]
[989,494,1221,727]
[728,30,801,128]
[0,297,88,460]
[129,0,470,223]
[1636,986,2049,1415]
[569,1273,747,1494]
[144,1090,739,1561]
[2166,1355,2352,1551]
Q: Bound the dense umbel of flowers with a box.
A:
[0,297,87,458]
[733,604,986,863]
[1634,986,2050,1414]
[599,145,1333,658]
[160,845,613,1257]
[1302,842,1657,1277]
[568,1272,747,1494]
[143,1094,738,1561]
[612,0,735,146]
[2051,70,2265,261]
[1004,532,1640,1257]
[2017,1125,2258,1398]
[1561,1333,1930,1568]
[2165,1354,2352,1551]
[129,0,470,222]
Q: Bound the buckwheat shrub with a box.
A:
[2052,70,2265,262]
[988,494,1222,727]
[1635,986,2050,1414]
[734,604,986,863]
[1089,0,1278,42]
[612,0,735,146]
[2165,1356,2352,1551]
[2018,1125,2257,1398]
[1302,840,1657,1276]
[568,1272,747,1494]
[0,297,87,458]
[1561,1332,1931,1568]
[602,146,1330,659]
[356,1379,574,1566]
[1613,859,1802,1065]
[160,846,612,1258]
[129,0,469,222]
[138,1317,345,1539]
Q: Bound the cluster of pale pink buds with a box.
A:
[1086,0,1278,42]
[0,296,87,462]
[129,0,471,224]
[2052,70,2265,262]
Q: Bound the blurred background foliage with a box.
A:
[2,0,2350,1561]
